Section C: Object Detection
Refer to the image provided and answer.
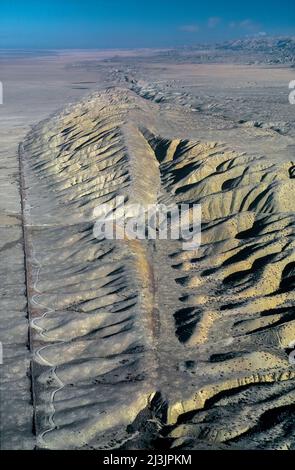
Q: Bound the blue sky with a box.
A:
[0,0,294,49]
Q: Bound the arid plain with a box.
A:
[0,46,294,449]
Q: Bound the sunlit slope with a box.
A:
[21,89,295,449]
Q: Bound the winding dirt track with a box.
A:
[19,88,295,450]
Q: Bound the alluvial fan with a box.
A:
[20,88,295,449]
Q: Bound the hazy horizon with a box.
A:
[0,0,295,49]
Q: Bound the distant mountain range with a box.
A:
[218,36,295,54]
[150,36,295,66]
[219,36,294,50]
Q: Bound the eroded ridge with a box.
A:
[144,130,295,449]
[21,89,295,450]
[21,90,161,449]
